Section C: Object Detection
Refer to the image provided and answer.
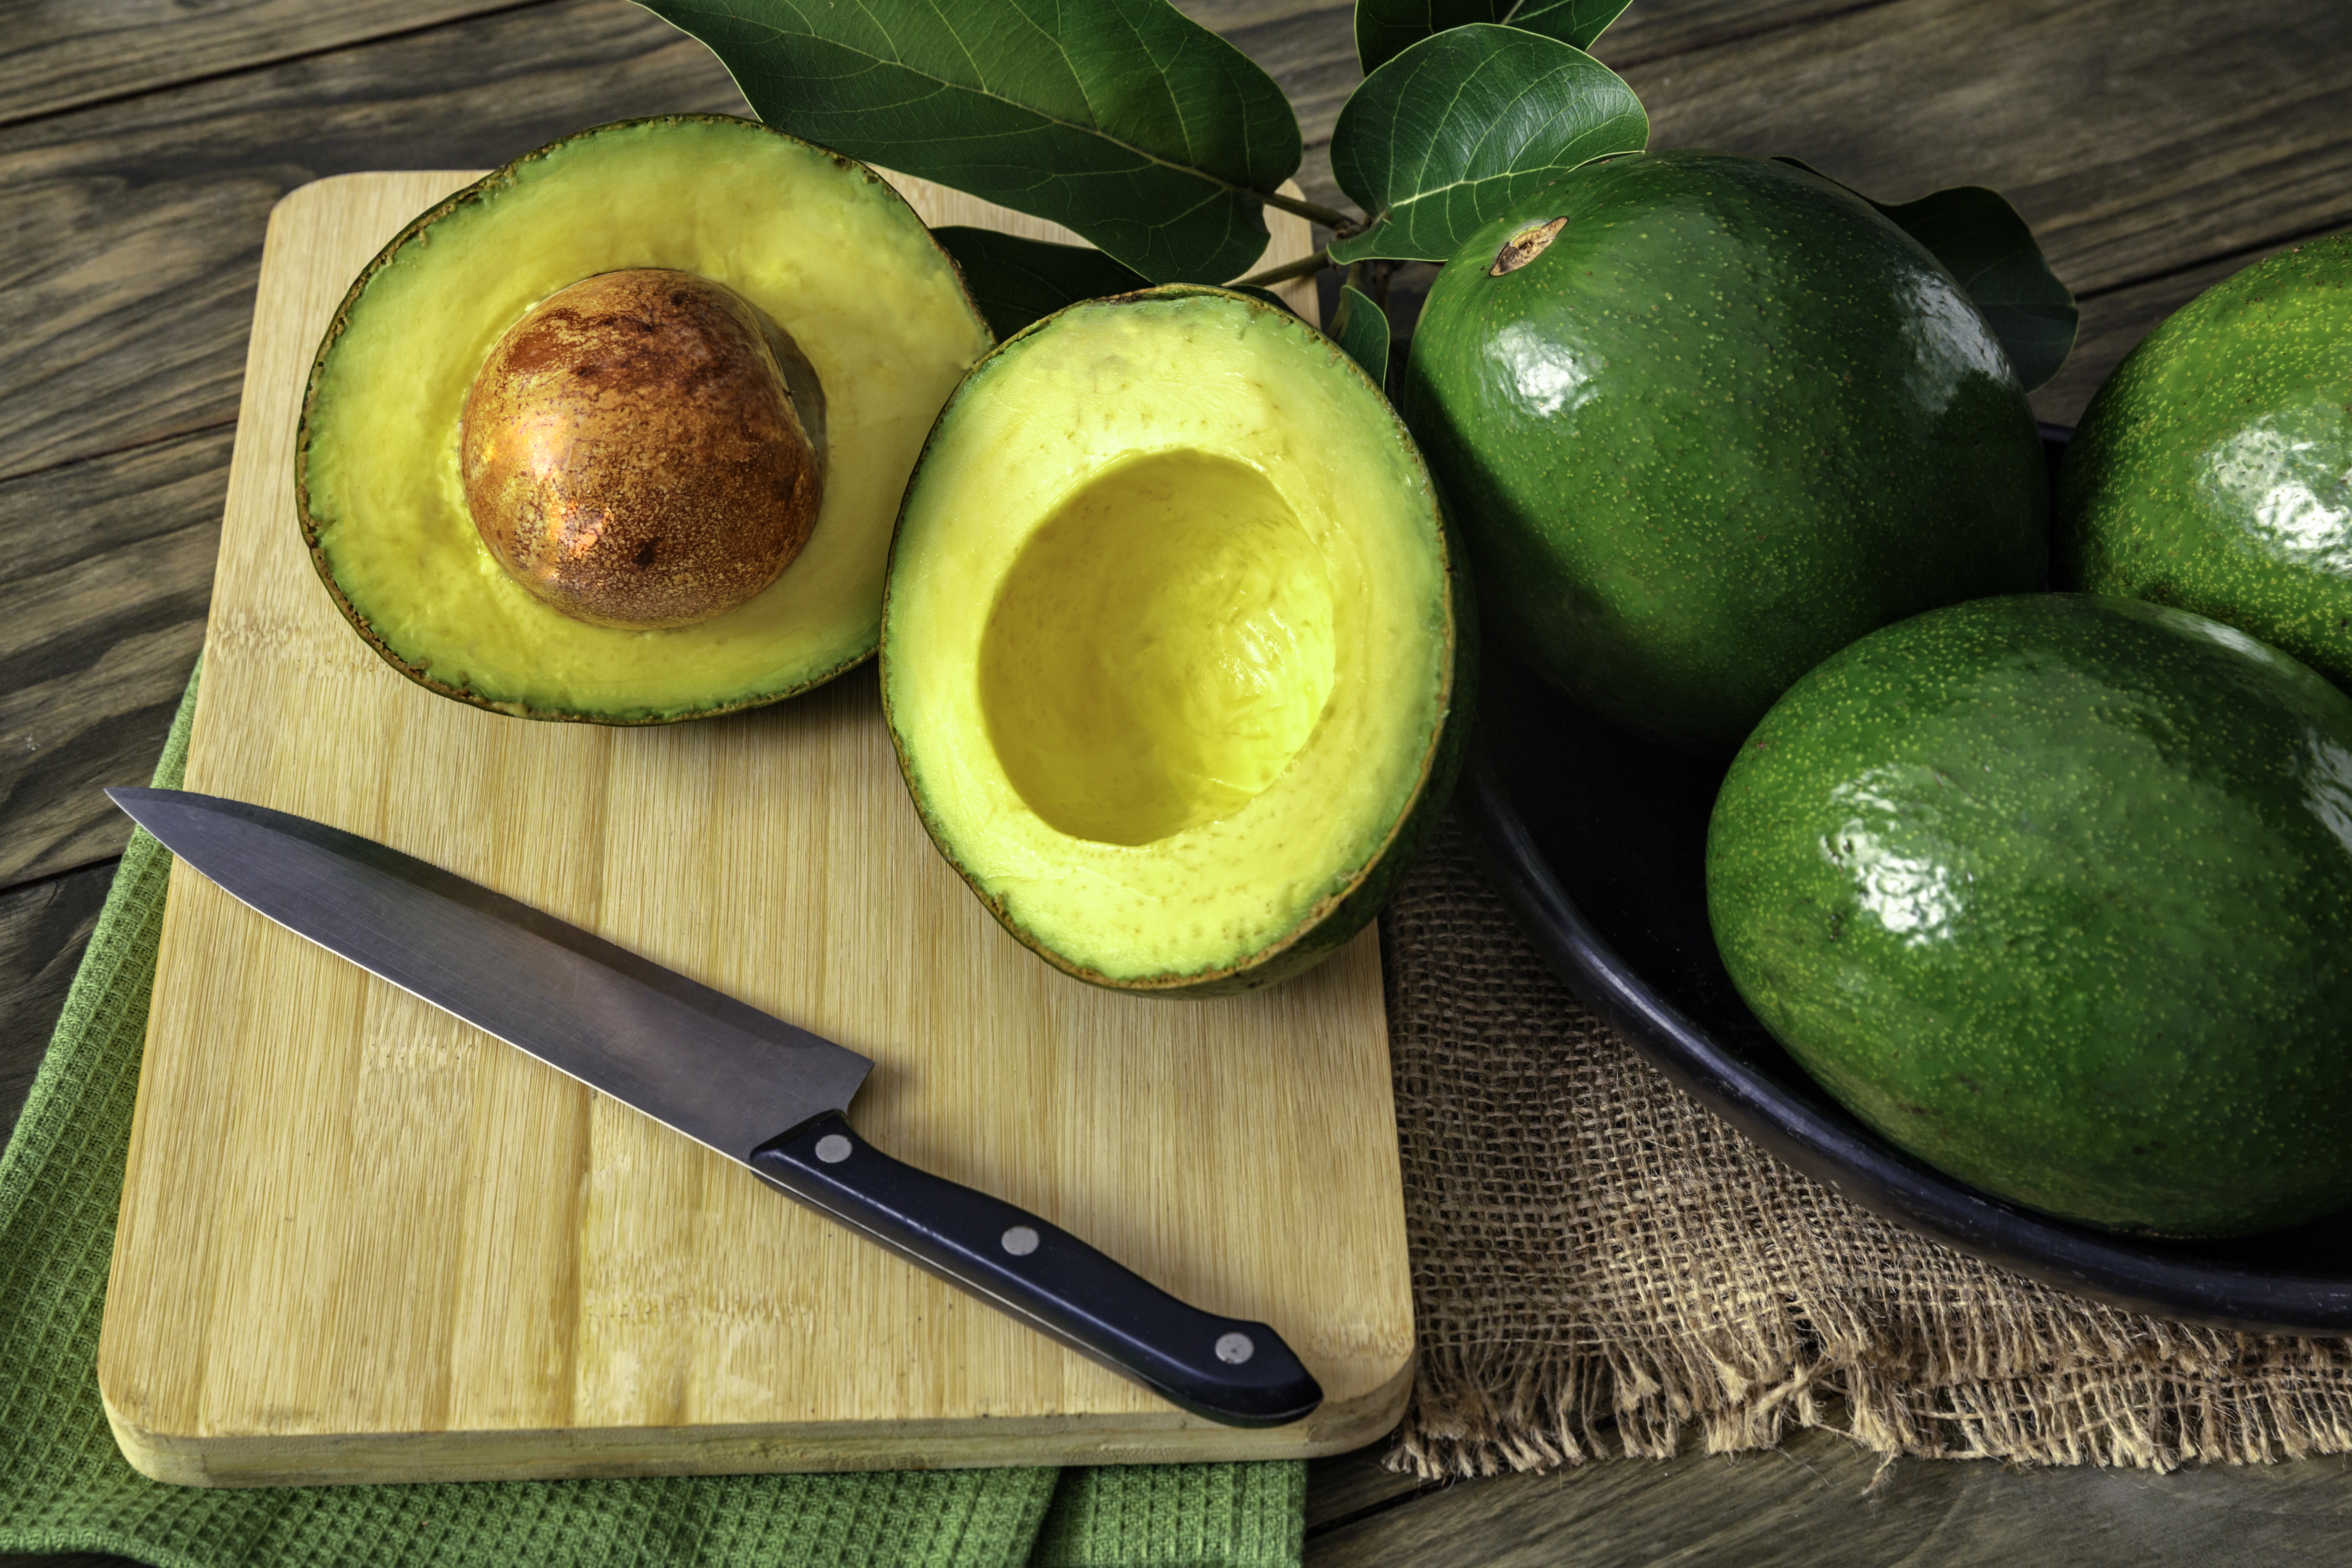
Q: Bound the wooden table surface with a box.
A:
[5,0,2350,1562]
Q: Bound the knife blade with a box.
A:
[108,786,1323,1429]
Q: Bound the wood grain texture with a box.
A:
[0,0,528,128]
[0,863,115,1148]
[96,170,1401,1485]
[0,428,226,887]
[1304,1443,1432,1530]
[1306,1423,2352,1566]
[1626,0,2352,302]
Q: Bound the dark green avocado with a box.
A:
[1402,150,2048,753]
[1706,593,2352,1237]
[2059,234,2352,694]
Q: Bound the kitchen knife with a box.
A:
[107,786,1323,1429]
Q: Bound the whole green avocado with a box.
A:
[1706,594,2352,1237]
[1402,150,2049,752]
[2059,235,2352,693]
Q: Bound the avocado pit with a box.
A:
[459,267,827,629]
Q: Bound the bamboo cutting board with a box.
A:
[97,169,1410,1486]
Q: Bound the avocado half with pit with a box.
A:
[883,287,1471,995]
[297,116,992,722]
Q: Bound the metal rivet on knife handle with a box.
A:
[1216,1333,1255,1365]
[1002,1225,1040,1256]
[815,1134,853,1163]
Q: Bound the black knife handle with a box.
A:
[747,1111,1323,1428]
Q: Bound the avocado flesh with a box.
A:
[298,116,991,722]
[1403,150,2048,753]
[885,288,1467,993]
[1706,594,2352,1236]
[2060,235,2352,695]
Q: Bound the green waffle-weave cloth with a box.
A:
[0,668,1305,1568]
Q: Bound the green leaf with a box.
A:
[1773,158,2078,392]
[1355,0,1635,76]
[1871,187,2078,393]
[1328,24,1648,265]
[931,227,1148,340]
[1329,283,1391,386]
[638,0,1303,285]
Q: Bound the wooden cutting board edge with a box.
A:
[98,167,1410,1486]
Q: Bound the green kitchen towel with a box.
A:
[0,667,1305,1568]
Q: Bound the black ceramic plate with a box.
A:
[1453,429,2352,1335]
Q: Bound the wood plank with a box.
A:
[0,862,115,1150]
[1594,0,1905,67]
[0,427,224,888]
[1307,1423,2352,1566]
[1627,0,2352,302]
[0,0,525,129]
[0,0,745,485]
[1305,1442,1436,1531]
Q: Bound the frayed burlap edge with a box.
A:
[1392,1328,2352,1479]
[1377,822,2352,1481]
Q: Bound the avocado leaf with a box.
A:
[1329,283,1391,386]
[1773,158,2078,392]
[931,227,1149,341]
[1328,24,1647,265]
[1354,0,1635,76]
[637,0,1304,287]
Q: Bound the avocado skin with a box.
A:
[1706,594,2352,1236]
[2058,235,2352,695]
[1403,151,2047,753]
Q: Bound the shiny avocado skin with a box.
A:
[1402,150,2048,753]
[1706,594,2352,1237]
[2059,235,2352,694]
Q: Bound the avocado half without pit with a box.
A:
[297,115,991,722]
[883,287,1472,995]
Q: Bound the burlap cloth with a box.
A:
[1377,820,2352,1479]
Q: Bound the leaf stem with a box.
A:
[1254,188,1359,230]
[1232,247,1334,288]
